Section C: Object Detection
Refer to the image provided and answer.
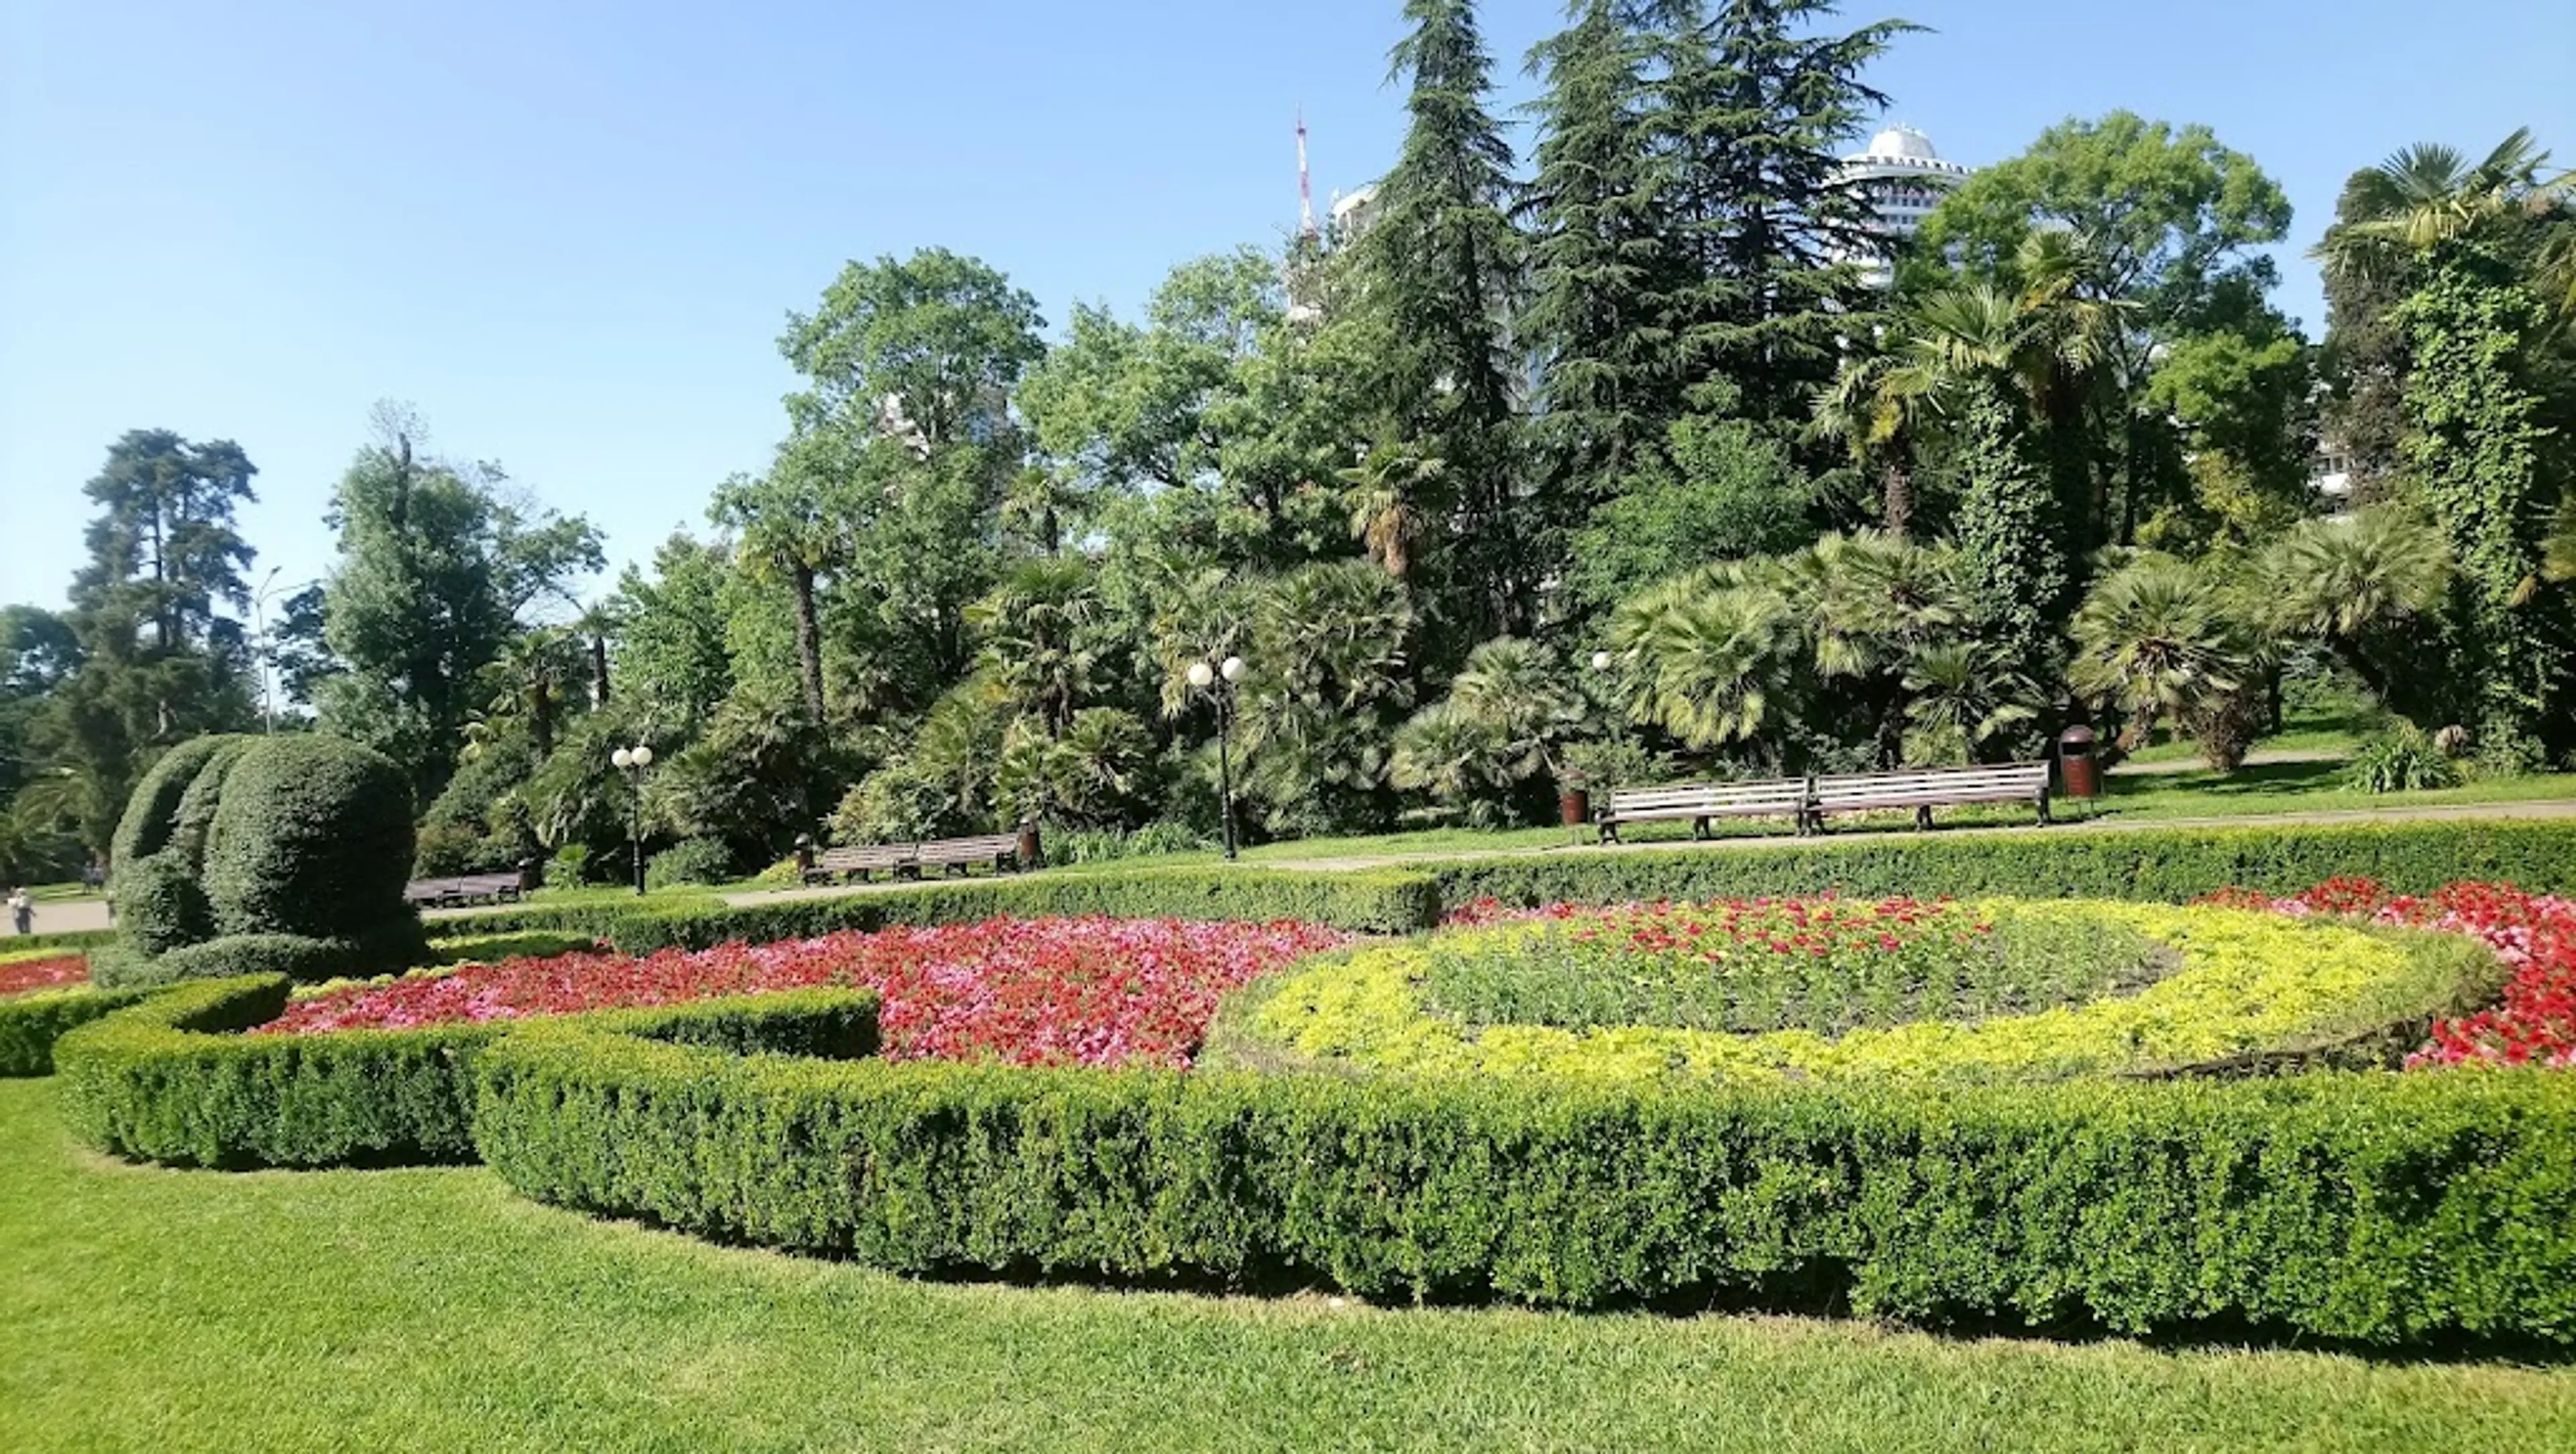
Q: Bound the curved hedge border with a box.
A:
[0,986,160,1077]
[471,1029,2576,1345]
[1431,820,2576,907]
[1217,906,2506,1084]
[54,975,878,1169]
[439,867,1441,950]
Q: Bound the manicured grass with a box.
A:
[3,1080,2572,1452]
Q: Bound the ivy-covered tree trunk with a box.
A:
[1955,384,2066,687]
[2394,244,2570,764]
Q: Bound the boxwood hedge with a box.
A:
[472,1031,2576,1346]
[53,974,878,1169]
[0,986,160,1076]
[1432,820,2576,909]
[437,867,1440,951]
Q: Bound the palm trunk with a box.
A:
[1880,457,1914,537]
[791,563,825,722]
[590,633,610,707]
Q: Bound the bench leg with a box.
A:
[1915,805,1933,832]
[2037,794,2053,827]
[1599,821,1619,845]
[1693,816,1709,841]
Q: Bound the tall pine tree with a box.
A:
[1521,0,1676,502]
[1371,0,1529,640]
[1639,1,1915,428]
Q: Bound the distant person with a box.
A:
[7,887,30,937]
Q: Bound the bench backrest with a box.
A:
[1810,763,2047,805]
[817,844,914,866]
[916,833,1020,863]
[1605,779,1805,812]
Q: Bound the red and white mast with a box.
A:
[1296,107,1319,242]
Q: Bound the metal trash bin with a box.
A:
[2058,725,2102,800]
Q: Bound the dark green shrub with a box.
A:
[646,838,736,890]
[0,985,159,1076]
[1433,821,2576,908]
[140,933,391,987]
[205,736,417,942]
[109,734,250,869]
[602,867,1440,953]
[111,852,213,956]
[54,973,876,1169]
[170,736,256,869]
[2349,728,2463,793]
[472,1037,2576,1347]
[423,932,605,966]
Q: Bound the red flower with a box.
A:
[0,954,87,998]
[257,916,1346,1070]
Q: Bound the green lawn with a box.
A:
[1,1079,2569,1452]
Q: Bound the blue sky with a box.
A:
[4,0,2570,618]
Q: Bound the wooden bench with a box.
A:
[1804,763,2051,832]
[913,833,1024,877]
[402,872,526,909]
[802,844,917,885]
[1596,778,1811,843]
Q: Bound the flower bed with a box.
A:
[0,953,89,999]
[262,916,1348,1069]
[1426,897,2178,1034]
[1219,896,2498,1084]
[2204,878,2576,1069]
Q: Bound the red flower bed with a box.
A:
[2202,877,2576,1069]
[258,916,1347,1068]
[0,954,87,998]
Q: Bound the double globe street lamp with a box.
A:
[1185,655,1248,860]
[610,744,654,895]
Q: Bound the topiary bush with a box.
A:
[109,735,251,870]
[99,734,424,987]
[111,852,213,957]
[205,736,417,942]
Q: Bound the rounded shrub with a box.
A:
[645,838,735,891]
[112,852,213,957]
[120,932,421,988]
[109,734,250,870]
[169,737,256,870]
[205,736,417,943]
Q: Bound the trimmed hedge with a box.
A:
[53,974,878,1169]
[1433,820,2576,909]
[2,928,118,954]
[0,986,160,1076]
[205,735,417,942]
[599,868,1440,952]
[471,1034,2576,1345]
[109,734,248,869]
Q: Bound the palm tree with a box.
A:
[2261,507,2452,703]
[1444,636,1583,783]
[709,451,848,724]
[1336,436,1440,580]
[1809,353,1925,536]
[480,627,583,759]
[2068,555,2256,753]
[1609,577,1796,754]
[968,557,1104,735]
[2317,129,2570,265]
[1389,700,1511,824]
[1899,641,2041,767]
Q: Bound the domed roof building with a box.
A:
[1834,125,1972,287]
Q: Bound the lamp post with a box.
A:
[1187,654,1248,860]
[610,744,654,895]
[250,569,313,734]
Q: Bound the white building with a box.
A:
[1833,125,1971,288]
[1329,183,1383,242]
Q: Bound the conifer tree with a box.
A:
[1371,0,1529,638]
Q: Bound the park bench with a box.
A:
[801,843,917,885]
[913,832,1024,877]
[401,871,527,909]
[1595,778,1811,843]
[1803,762,2052,832]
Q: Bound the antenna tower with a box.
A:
[1295,107,1319,241]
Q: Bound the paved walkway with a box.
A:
[710,795,2576,906]
[2106,747,2352,777]
[17,793,2569,939]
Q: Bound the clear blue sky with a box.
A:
[5,0,2570,617]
